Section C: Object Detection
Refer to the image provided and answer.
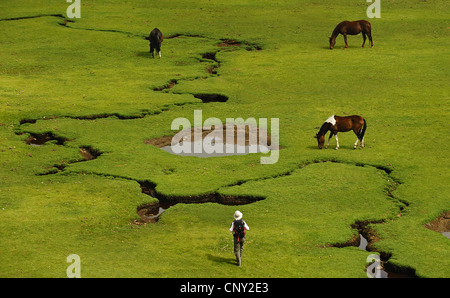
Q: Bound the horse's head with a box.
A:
[329,36,335,49]
[314,133,325,149]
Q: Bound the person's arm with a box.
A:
[229,222,234,232]
[243,221,249,230]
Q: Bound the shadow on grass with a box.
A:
[136,51,151,58]
[207,254,236,266]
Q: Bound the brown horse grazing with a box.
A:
[315,115,367,150]
[329,20,373,49]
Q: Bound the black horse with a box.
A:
[146,28,163,58]
[329,20,373,49]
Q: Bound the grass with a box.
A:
[0,0,449,278]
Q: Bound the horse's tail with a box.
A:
[358,118,367,141]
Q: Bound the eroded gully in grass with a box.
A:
[20,119,416,277]
[10,14,420,277]
[23,128,416,277]
[135,159,417,278]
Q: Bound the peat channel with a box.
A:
[329,221,417,278]
[152,37,262,94]
[135,160,416,278]
[135,180,264,224]
[36,146,103,176]
[152,78,229,103]
[22,131,104,175]
[25,132,68,146]
[18,129,418,277]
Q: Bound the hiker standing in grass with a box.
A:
[229,210,249,267]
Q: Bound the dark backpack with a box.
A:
[233,219,246,240]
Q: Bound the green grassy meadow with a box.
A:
[0,0,448,278]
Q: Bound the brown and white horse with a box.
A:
[329,20,373,49]
[315,115,366,149]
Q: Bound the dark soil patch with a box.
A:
[153,79,178,91]
[144,135,174,148]
[74,113,145,120]
[165,33,205,39]
[79,146,102,160]
[136,203,164,224]
[58,19,75,27]
[201,52,218,62]
[217,39,262,51]
[193,93,228,103]
[0,14,66,21]
[25,132,68,146]
[144,124,272,148]
[20,119,37,125]
[247,44,263,51]
[424,211,450,234]
[200,52,220,75]
[217,39,242,47]
[206,65,219,75]
[36,146,103,176]
[328,220,383,251]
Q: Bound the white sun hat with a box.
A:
[234,210,243,220]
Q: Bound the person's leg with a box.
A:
[234,238,241,266]
[239,238,245,266]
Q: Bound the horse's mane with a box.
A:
[331,25,341,38]
[317,121,331,137]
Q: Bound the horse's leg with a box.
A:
[334,133,339,150]
[150,45,155,58]
[325,133,333,149]
[362,32,366,48]
[343,34,348,48]
[368,32,373,48]
[355,121,366,148]
[352,126,362,149]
